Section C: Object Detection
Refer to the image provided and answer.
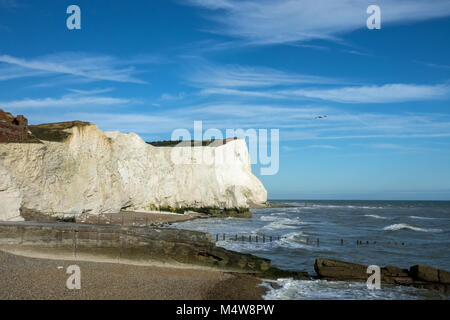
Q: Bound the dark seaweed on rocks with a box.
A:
[157,205,252,218]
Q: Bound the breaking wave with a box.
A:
[261,279,443,300]
[259,217,305,230]
[409,216,438,220]
[292,204,385,210]
[383,224,442,233]
[364,214,387,219]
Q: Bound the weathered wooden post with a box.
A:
[341,239,344,246]
[73,229,78,259]
[118,231,122,263]
[223,234,226,241]
[216,234,219,242]
[317,238,320,246]
[256,236,258,243]
[249,235,252,243]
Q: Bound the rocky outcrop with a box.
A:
[410,265,450,287]
[0,109,35,143]
[315,258,450,293]
[0,113,267,221]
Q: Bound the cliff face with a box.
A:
[0,116,267,221]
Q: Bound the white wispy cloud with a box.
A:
[371,143,404,149]
[199,83,450,103]
[199,88,283,99]
[61,112,190,135]
[186,0,233,10]
[415,60,450,70]
[67,88,115,95]
[185,59,449,103]
[0,0,18,8]
[0,52,151,84]
[160,92,187,101]
[282,146,296,151]
[340,49,371,57]
[184,103,328,121]
[177,103,450,142]
[186,0,450,45]
[187,63,338,88]
[17,99,450,143]
[278,83,450,103]
[0,94,133,109]
[309,145,338,149]
[0,65,48,80]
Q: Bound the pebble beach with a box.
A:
[0,250,266,300]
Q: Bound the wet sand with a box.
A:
[0,250,267,300]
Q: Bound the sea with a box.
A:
[173,200,450,300]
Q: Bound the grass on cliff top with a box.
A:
[29,121,92,142]
[147,137,238,147]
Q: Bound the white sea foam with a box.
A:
[409,216,438,220]
[276,232,322,250]
[215,239,275,252]
[348,205,385,209]
[260,215,279,222]
[260,217,304,230]
[215,231,319,252]
[262,279,442,300]
[383,223,442,233]
[364,214,387,219]
[295,204,386,211]
[283,231,308,241]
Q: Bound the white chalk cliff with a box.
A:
[0,122,267,221]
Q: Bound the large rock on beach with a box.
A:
[315,258,450,293]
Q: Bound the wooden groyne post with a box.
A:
[72,229,78,259]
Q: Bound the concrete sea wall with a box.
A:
[0,222,288,276]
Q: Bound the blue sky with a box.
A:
[1,0,450,200]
